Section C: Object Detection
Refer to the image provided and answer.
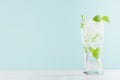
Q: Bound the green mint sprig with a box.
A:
[89,47,100,59]
[81,14,85,28]
[102,16,110,23]
[93,15,110,23]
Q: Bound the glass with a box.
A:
[81,19,104,75]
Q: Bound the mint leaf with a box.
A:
[89,47,100,59]
[81,14,84,21]
[81,23,84,28]
[89,47,94,53]
[102,16,110,23]
[93,48,100,59]
[93,15,101,22]
[81,14,85,28]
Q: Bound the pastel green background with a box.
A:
[0,0,118,69]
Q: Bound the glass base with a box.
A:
[83,71,103,76]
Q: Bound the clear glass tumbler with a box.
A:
[81,19,104,75]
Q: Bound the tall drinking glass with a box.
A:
[81,19,104,75]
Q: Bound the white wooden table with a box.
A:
[0,70,119,80]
